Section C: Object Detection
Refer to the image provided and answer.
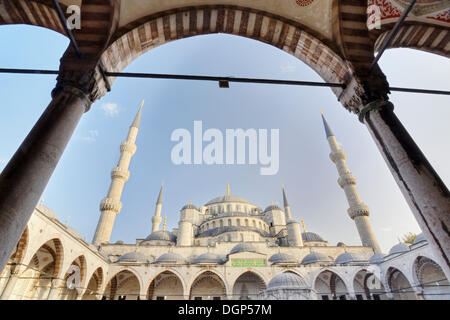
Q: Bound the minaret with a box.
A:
[92,100,144,245]
[282,185,303,247]
[320,111,381,253]
[151,182,163,232]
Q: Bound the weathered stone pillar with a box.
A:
[47,278,65,300]
[0,271,19,300]
[360,100,450,276]
[0,66,107,272]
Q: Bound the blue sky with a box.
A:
[0,25,449,252]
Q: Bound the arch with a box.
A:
[147,270,184,300]
[9,226,29,272]
[189,270,227,300]
[353,268,387,300]
[104,269,142,300]
[59,255,87,300]
[314,269,349,300]
[0,0,65,35]
[82,267,104,300]
[412,256,450,300]
[385,267,418,300]
[100,6,350,97]
[13,238,65,300]
[232,270,266,300]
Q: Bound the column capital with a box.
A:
[53,64,109,108]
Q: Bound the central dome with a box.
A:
[206,195,253,206]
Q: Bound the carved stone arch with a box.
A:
[189,270,227,300]
[232,270,267,300]
[82,267,104,300]
[146,269,185,300]
[9,226,29,273]
[100,5,352,104]
[385,266,418,300]
[104,268,142,300]
[313,268,349,300]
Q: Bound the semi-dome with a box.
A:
[335,252,364,264]
[192,253,224,264]
[264,205,282,212]
[144,230,176,242]
[181,203,198,211]
[369,253,386,264]
[413,233,427,244]
[155,252,185,264]
[206,195,253,206]
[389,243,410,255]
[302,232,326,242]
[118,252,148,263]
[301,252,332,265]
[269,253,298,264]
[230,243,261,255]
[268,272,306,290]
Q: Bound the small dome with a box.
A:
[301,252,331,265]
[269,253,298,264]
[155,252,185,264]
[389,243,410,255]
[206,195,253,206]
[144,230,176,242]
[264,205,282,212]
[181,203,198,211]
[268,272,306,290]
[302,232,326,242]
[230,243,261,255]
[118,252,148,263]
[115,240,124,245]
[369,253,386,264]
[337,242,346,247]
[335,252,364,264]
[192,253,224,264]
[413,233,427,244]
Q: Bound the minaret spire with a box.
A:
[282,184,292,220]
[92,101,144,245]
[321,111,381,253]
[152,181,164,232]
[226,183,230,196]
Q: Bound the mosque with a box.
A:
[0,105,448,301]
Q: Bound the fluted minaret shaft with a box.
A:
[282,185,303,247]
[92,101,143,245]
[152,183,163,232]
[321,112,381,254]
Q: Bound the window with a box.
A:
[194,297,202,300]
[373,294,380,300]
[356,294,364,300]
[245,219,249,226]
[227,204,232,212]
[321,295,329,300]
[212,297,221,300]
[228,219,232,226]
[156,296,165,300]
[237,219,241,226]
[220,220,223,228]
[253,220,256,227]
[236,205,241,212]
[212,221,216,228]
[339,295,346,300]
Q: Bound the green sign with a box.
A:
[231,259,267,267]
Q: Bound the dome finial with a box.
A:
[227,183,230,196]
[163,216,167,231]
[301,218,307,233]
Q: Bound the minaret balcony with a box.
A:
[329,150,346,163]
[347,204,370,219]
[111,167,130,181]
[100,197,122,213]
[338,173,357,187]
[120,142,137,154]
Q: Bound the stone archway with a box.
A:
[413,256,450,300]
[353,269,387,300]
[59,255,87,300]
[232,271,266,300]
[314,270,349,300]
[82,267,104,300]
[105,269,141,300]
[386,267,418,300]
[189,271,226,300]
[147,270,184,300]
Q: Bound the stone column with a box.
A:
[47,279,65,300]
[0,271,20,300]
[360,100,450,276]
[0,67,107,272]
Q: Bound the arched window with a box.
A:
[227,205,232,212]
[212,221,216,228]
[245,219,249,227]
[228,219,232,226]
[220,220,224,228]
[252,220,256,227]
[237,219,241,226]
